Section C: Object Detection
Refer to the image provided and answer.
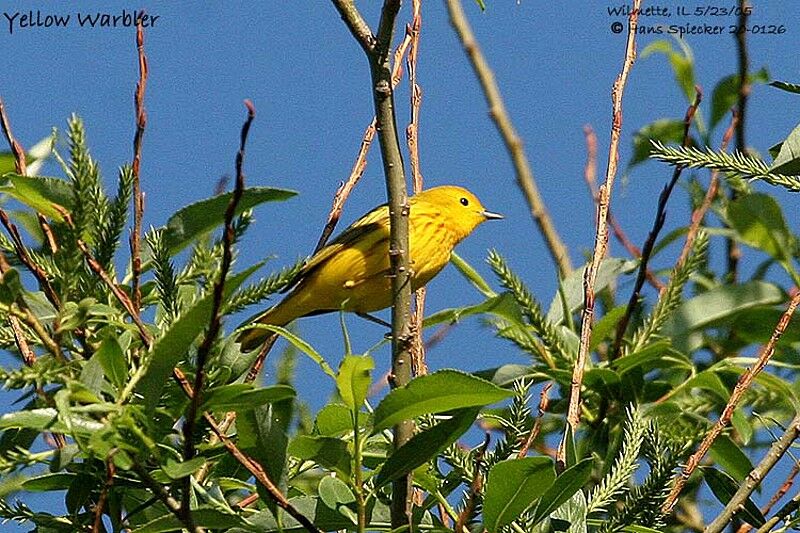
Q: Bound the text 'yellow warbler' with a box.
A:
[237,185,502,350]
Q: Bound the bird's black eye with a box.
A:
[460,197,469,206]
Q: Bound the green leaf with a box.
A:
[136,265,256,414]
[590,305,627,351]
[622,526,667,533]
[663,281,784,352]
[727,193,794,262]
[711,69,769,130]
[22,472,76,491]
[709,435,754,483]
[0,268,25,305]
[251,324,336,379]
[376,408,479,487]
[160,187,296,255]
[318,476,357,525]
[531,458,593,527]
[483,457,556,532]
[372,369,513,432]
[131,506,251,532]
[336,355,374,411]
[451,251,496,297]
[93,336,127,391]
[612,341,691,376]
[0,408,103,436]
[547,258,637,324]
[704,468,765,527]
[771,122,800,175]
[770,80,800,95]
[201,383,295,412]
[0,174,74,221]
[315,403,369,436]
[288,435,351,477]
[424,292,519,329]
[641,39,696,103]
[161,457,206,480]
[629,120,686,167]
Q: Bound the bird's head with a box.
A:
[415,185,503,239]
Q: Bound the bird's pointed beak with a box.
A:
[482,210,504,220]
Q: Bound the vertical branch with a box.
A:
[556,0,641,469]
[661,290,800,514]
[369,2,415,528]
[180,101,255,519]
[726,0,750,283]
[445,0,572,277]
[610,88,701,361]
[130,18,149,311]
[406,0,428,376]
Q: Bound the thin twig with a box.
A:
[726,0,750,284]
[130,17,148,311]
[662,290,800,514]
[93,459,116,533]
[330,0,375,54]
[181,100,254,519]
[675,110,738,271]
[37,215,58,253]
[556,0,642,470]
[0,98,27,176]
[0,252,36,365]
[737,463,800,533]
[0,209,61,308]
[610,87,701,361]
[445,0,571,277]
[406,0,427,377]
[455,433,490,533]
[708,414,800,533]
[518,382,552,458]
[583,125,663,290]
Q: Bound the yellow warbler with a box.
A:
[237,185,502,350]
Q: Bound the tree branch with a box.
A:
[556,0,642,469]
[130,17,149,311]
[445,0,572,277]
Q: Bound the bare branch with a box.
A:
[130,16,149,311]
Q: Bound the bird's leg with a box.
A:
[357,312,392,328]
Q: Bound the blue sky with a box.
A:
[2,0,800,528]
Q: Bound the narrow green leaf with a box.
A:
[131,506,251,533]
[136,266,256,414]
[590,305,627,351]
[161,457,206,480]
[376,408,479,487]
[336,355,374,411]
[0,408,103,436]
[450,251,496,298]
[22,472,76,491]
[704,468,765,527]
[372,369,513,432]
[483,457,556,532]
[423,292,519,329]
[161,187,296,254]
[771,122,800,175]
[710,435,755,483]
[250,324,336,379]
[93,336,127,390]
[531,458,593,527]
[201,383,295,412]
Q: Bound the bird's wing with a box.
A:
[281,202,391,293]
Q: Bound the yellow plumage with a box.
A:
[237,185,502,350]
